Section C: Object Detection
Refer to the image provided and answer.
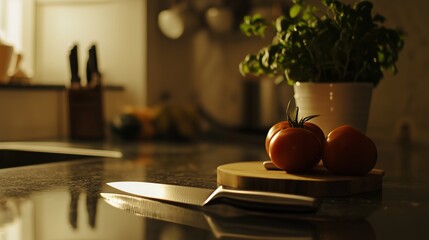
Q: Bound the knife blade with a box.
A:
[107,181,320,213]
[100,192,317,239]
[86,44,101,88]
[69,44,80,88]
[100,193,209,229]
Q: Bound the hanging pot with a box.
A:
[293,82,373,135]
[158,2,199,39]
[205,6,234,34]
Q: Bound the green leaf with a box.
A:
[275,16,289,32]
[240,14,268,37]
[390,65,398,74]
[322,0,334,6]
[290,4,302,18]
[274,76,284,85]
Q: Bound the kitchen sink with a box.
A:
[0,142,122,168]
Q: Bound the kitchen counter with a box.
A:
[0,138,428,239]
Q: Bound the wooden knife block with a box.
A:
[68,88,105,140]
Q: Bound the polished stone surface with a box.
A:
[0,138,428,239]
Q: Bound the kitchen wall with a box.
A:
[35,0,146,106]
[147,0,429,144]
[368,0,429,144]
[0,0,145,141]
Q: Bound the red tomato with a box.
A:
[303,122,326,147]
[265,121,290,154]
[322,125,377,176]
[265,121,325,156]
[269,127,322,173]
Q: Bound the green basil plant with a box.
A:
[239,0,404,86]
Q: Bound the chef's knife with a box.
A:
[107,181,320,213]
[90,45,100,75]
[69,44,80,88]
[86,44,101,87]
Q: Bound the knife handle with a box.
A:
[204,186,320,213]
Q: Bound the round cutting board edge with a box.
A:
[217,161,384,197]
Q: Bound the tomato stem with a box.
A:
[287,106,319,128]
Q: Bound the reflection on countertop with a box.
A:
[0,138,428,239]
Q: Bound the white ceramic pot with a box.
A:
[293,82,373,135]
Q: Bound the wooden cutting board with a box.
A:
[217,161,384,197]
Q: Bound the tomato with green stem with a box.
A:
[269,127,322,173]
[266,107,323,173]
[265,108,325,156]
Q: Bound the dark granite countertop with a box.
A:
[0,139,428,239]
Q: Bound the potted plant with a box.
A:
[239,0,404,134]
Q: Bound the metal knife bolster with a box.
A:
[203,186,320,213]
